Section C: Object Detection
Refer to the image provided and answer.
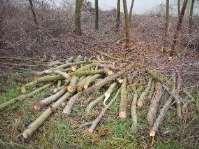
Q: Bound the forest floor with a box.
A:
[0,9,199,148]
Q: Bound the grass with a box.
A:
[0,73,198,148]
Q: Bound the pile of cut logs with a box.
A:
[0,56,194,139]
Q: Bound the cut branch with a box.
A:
[62,67,132,115]
[0,84,51,111]
[147,82,163,127]
[137,78,153,108]
[88,88,121,133]
[33,86,67,111]
[119,78,128,119]
[22,92,72,139]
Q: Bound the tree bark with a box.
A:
[165,0,170,39]
[147,82,163,127]
[123,0,130,48]
[28,0,38,25]
[171,0,188,54]
[116,0,121,31]
[34,87,67,111]
[137,78,153,108]
[95,0,99,30]
[62,67,133,115]
[131,89,138,132]
[23,92,72,139]
[178,0,181,17]
[119,78,128,119]
[75,0,83,35]
[129,0,135,23]
[188,0,195,34]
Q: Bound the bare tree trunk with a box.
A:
[171,0,188,55]
[28,0,38,25]
[75,0,83,35]
[165,0,169,38]
[116,0,120,31]
[95,0,99,30]
[129,0,135,23]
[188,0,195,34]
[123,0,130,48]
[178,0,181,17]
[164,0,169,47]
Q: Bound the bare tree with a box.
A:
[178,0,181,17]
[188,0,195,34]
[123,0,130,48]
[129,0,135,23]
[28,0,38,25]
[165,0,169,38]
[171,0,188,54]
[75,0,83,35]
[115,0,120,31]
[95,0,99,30]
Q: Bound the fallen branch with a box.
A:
[88,88,121,133]
[103,82,117,105]
[86,94,105,114]
[131,89,138,132]
[149,77,176,137]
[33,86,67,111]
[67,76,78,93]
[83,74,101,89]
[137,78,153,108]
[0,84,51,111]
[147,82,163,127]
[22,92,72,139]
[62,67,133,115]
[119,78,128,119]
[22,75,63,92]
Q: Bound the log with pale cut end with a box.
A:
[148,70,183,105]
[77,76,89,92]
[131,90,138,132]
[119,78,128,119]
[137,78,153,108]
[83,74,101,89]
[67,76,79,93]
[71,65,77,71]
[103,82,117,105]
[147,82,163,127]
[22,92,72,139]
[149,96,173,137]
[150,77,176,137]
[88,88,121,133]
[22,75,64,92]
[86,94,105,114]
[33,87,67,111]
[62,67,133,115]
[0,84,51,111]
